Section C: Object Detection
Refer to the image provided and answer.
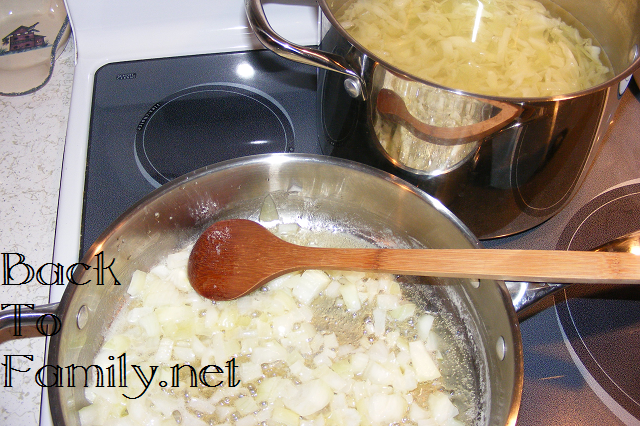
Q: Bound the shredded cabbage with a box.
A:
[336,0,613,97]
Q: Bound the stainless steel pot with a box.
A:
[2,155,522,425]
[246,0,640,238]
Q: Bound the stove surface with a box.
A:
[50,1,640,417]
[82,49,318,254]
[76,42,640,425]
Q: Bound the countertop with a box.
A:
[0,40,75,426]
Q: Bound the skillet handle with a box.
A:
[508,230,640,320]
[377,88,522,144]
[245,0,364,91]
[0,303,60,337]
[506,281,565,321]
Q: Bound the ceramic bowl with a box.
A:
[0,0,71,95]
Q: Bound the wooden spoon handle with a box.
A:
[188,219,640,301]
[297,247,640,284]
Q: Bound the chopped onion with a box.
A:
[339,281,362,311]
[272,405,301,426]
[284,380,333,417]
[291,270,332,305]
[126,270,146,296]
[81,226,469,425]
[367,392,408,423]
[350,352,370,376]
[259,193,279,222]
[417,313,436,340]
[409,340,441,381]
[372,308,386,336]
[429,391,461,425]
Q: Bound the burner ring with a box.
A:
[135,83,294,187]
[555,182,640,423]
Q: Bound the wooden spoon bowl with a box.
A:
[187,219,640,301]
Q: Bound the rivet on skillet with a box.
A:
[76,305,89,330]
[630,45,639,62]
[496,336,507,361]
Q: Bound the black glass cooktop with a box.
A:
[84,49,318,254]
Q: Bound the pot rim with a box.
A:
[318,0,640,102]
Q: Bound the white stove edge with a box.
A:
[46,1,319,424]
[52,0,319,288]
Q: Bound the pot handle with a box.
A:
[377,89,522,144]
[0,303,60,337]
[245,0,364,90]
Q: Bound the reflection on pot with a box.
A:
[373,73,485,175]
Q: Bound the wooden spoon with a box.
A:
[187,219,640,301]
